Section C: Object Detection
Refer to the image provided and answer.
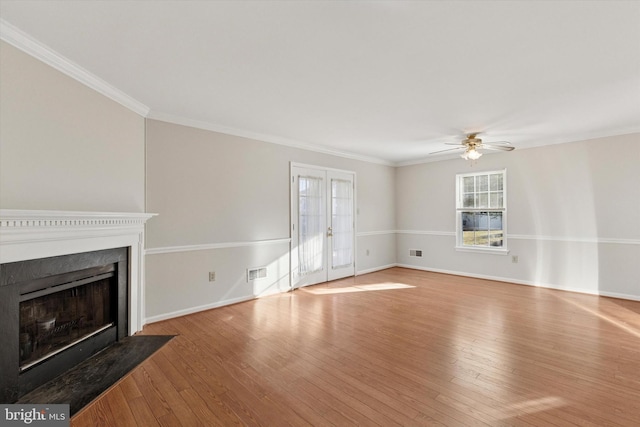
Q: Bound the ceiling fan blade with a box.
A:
[485,140,513,145]
[481,144,515,151]
[444,142,466,146]
[429,146,466,155]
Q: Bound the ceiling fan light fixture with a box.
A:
[461,147,482,160]
[430,132,512,159]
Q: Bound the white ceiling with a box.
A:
[1,1,639,165]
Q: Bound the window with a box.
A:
[456,169,508,253]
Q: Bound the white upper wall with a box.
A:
[0,41,145,212]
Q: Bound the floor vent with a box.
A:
[409,249,423,257]
[247,267,268,281]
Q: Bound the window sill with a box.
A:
[455,246,510,255]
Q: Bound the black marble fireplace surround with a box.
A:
[0,247,128,403]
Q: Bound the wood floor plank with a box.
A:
[72,397,111,427]
[72,267,640,426]
[101,386,139,427]
[118,375,143,401]
[124,396,162,427]
[177,387,228,427]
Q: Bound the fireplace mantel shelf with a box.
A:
[0,209,157,334]
[1,209,156,230]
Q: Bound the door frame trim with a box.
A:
[289,162,357,289]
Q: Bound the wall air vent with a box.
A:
[409,249,423,257]
[247,267,267,281]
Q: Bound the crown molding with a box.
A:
[5,16,635,166]
[146,111,394,167]
[0,19,150,117]
[396,129,640,167]
[0,17,388,165]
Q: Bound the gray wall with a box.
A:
[144,119,396,320]
[396,133,640,299]
[0,41,145,212]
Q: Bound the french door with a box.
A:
[291,164,355,289]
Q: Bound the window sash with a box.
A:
[458,171,505,210]
[456,170,507,252]
[460,211,505,247]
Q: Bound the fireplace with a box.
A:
[0,210,155,403]
[1,248,128,402]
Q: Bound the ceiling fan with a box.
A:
[430,133,515,160]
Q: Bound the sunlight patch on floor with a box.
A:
[302,282,415,295]
[499,396,567,419]
[553,294,640,339]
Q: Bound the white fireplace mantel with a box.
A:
[0,209,156,334]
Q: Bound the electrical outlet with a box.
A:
[512,256,518,264]
[209,271,216,282]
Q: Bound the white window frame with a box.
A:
[455,169,509,255]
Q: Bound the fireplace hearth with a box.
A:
[0,248,128,402]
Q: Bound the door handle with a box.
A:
[327,226,333,237]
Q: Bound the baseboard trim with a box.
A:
[395,264,640,302]
[356,263,399,276]
[146,262,639,324]
[145,295,257,324]
[595,291,640,302]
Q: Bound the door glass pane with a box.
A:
[331,179,353,269]
[298,176,323,275]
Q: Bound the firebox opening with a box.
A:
[19,266,118,372]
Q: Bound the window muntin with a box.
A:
[456,170,507,252]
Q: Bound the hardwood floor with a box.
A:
[72,268,640,426]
